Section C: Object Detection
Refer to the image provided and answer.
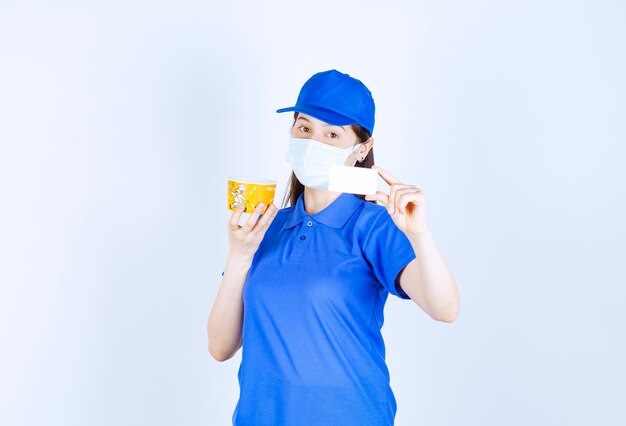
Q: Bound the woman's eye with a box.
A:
[329,133,338,139]
[298,126,309,133]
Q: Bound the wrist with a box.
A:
[406,226,431,242]
[225,251,254,271]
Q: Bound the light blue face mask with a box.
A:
[285,137,358,190]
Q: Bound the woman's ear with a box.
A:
[356,138,375,162]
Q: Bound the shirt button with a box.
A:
[300,235,306,240]
[307,221,313,227]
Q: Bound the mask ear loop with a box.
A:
[352,143,365,162]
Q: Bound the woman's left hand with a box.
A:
[365,165,428,237]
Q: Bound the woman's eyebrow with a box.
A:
[297,116,346,132]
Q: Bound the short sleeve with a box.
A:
[362,211,417,299]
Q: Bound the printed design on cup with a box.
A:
[229,182,249,210]
[227,177,277,213]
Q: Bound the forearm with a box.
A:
[404,228,460,322]
[207,252,252,361]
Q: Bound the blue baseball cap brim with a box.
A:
[275,69,375,134]
[276,104,358,127]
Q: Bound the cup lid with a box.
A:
[227,176,277,185]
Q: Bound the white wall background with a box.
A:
[1,0,624,425]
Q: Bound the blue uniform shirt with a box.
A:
[231,191,417,425]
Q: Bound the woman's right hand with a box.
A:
[227,202,278,262]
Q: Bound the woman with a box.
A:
[208,69,460,425]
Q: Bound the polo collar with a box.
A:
[283,192,363,229]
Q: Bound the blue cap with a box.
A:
[276,69,375,135]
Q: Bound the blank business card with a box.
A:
[328,165,378,195]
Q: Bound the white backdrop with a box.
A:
[1,1,625,425]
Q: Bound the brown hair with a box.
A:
[280,111,377,208]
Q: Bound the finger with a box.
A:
[251,204,278,235]
[364,191,389,207]
[228,204,246,230]
[388,185,397,215]
[389,184,407,215]
[390,185,414,215]
[395,188,415,215]
[397,190,423,215]
[372,165,400,186]
[242,203,266,231]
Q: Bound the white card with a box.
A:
[328,165,378,195]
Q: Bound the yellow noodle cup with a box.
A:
[227,176,277,214]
